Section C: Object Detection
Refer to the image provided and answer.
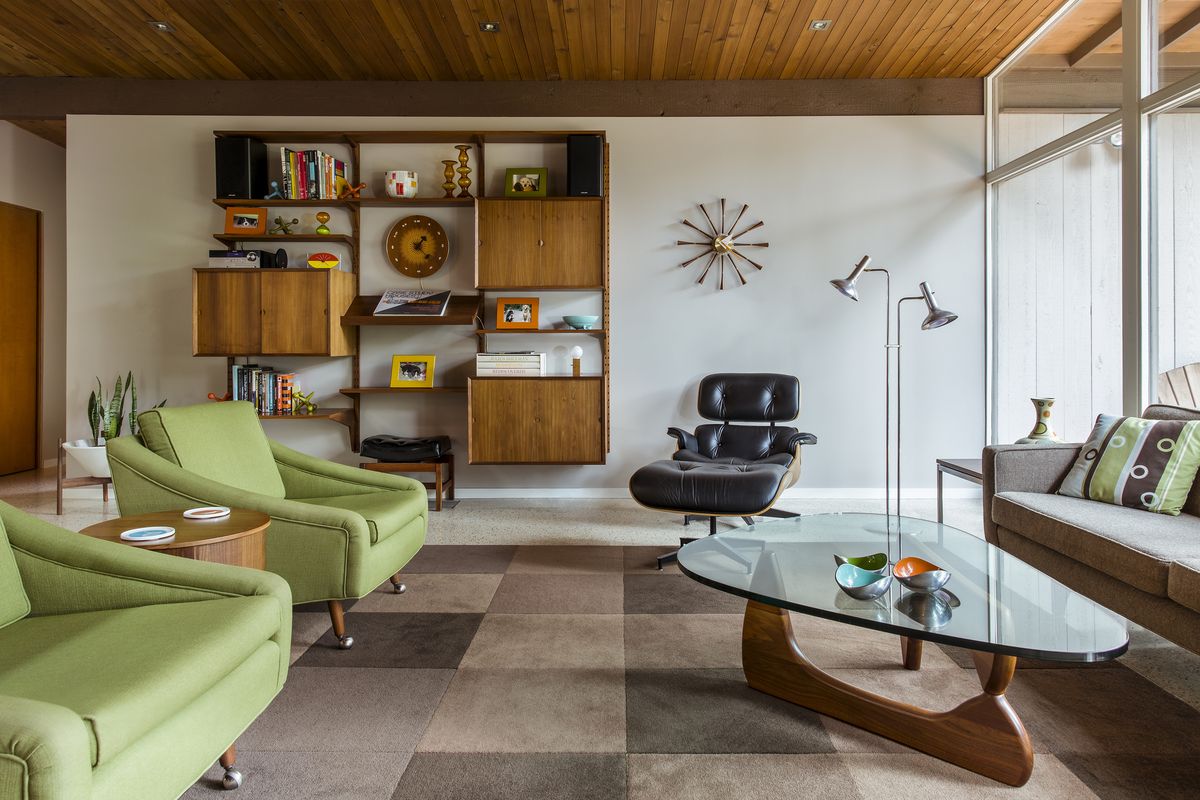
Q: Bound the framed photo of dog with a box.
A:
[496,297,539,330]
[389,355,436,388]
[504,167,548,198]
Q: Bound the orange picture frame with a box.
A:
[223,206,268,236]
[496,297,539,330]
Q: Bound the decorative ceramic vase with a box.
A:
[1015,397,1064,445]
[455,145,473,198]
[314,211,331,235]
[63,440,111,478]
[441,160,457,198]
[384,170,418,198]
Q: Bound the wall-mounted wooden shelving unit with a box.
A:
[195,129,609,463]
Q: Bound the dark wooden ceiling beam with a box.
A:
[1163,7,1200,50]
[1068,14,1122,67]
[0,77,982,117]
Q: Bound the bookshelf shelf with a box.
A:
[475,328,606,336]
[211,233,355,247]
[340,386,467,395]
[352,197,475,207]
[213,198,351,208]
[342,294,482,326]
[257,409,358,449]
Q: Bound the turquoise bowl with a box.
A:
[563,315,600,330]
[833,552,889,572]
[835,563,893,600]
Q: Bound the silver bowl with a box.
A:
[893,557,951,594]
[896,592,953,629]
[835,563,893,601]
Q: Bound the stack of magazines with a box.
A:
[476,352,546,377]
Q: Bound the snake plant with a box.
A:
[87,373,165,445]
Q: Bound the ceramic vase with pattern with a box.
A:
[1015,397,1064,445]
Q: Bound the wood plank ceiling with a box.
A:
[0,0,1066,82]
[1031,0,1200,59]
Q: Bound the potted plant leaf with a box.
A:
[63,373,165,478]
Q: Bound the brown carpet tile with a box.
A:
[183,545,1200,799]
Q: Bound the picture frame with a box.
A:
[389,355,436,388]
[223,207,268,235]
[504,167,549,198]
[496,297,539,330]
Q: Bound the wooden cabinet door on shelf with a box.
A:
[261,270,329,355]
[468,377,604,464]
[477,199,541,287]
[542,200,603,288]
[194,270,261,356]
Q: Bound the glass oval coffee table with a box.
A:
[677,512,1128,787]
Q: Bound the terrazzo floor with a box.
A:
[3,469,1199,798]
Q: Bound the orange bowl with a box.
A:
[893,557,942,578]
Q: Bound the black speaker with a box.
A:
[567,134,603,197]
[215,136,267,199]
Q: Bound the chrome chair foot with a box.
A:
[391,582,406,594]
[337,634,354,650]
[222,768,243,790]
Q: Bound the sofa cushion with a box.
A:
[1058,414,1200,515]
[993,491,1200,596]
[673,450,794,468]
[295,489,426,544]
[136,401,286,498]
[0,595,279,767]
[0,518,29,630]
[1169,559,1200,614]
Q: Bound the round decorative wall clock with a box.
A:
[675,199,769,289]
[386,215,449,278]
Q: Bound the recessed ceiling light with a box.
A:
[479,21,500,33]
[810,19,832,31]
[147,20,175,33]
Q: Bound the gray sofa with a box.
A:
[983,403,1200,655]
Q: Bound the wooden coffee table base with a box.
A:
[742,601,1034,787]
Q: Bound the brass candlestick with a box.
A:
[441,160,457,198]
[455,144,473,198]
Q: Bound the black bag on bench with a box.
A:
[361,435,452,463]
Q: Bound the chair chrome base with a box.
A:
[337,634,354,650]
[222,768,243,790]
[657,510,801,570]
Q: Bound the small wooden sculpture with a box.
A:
[269,216,299,235]
[337,182,366,200]
[292,390,318,415]
[441,160,457,197]
[455,144,473,198]
[207,391,232,402]
[314,211,332,235]
[263,180,284,200]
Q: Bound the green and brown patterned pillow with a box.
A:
[1058,414,1200,515]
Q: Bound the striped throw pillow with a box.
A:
[1058,415,1200,515]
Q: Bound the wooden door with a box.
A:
[541,200,603,287]
[476,200,542,287]
[468,377,604,464]
[0,202,39,474]
[193,270,261,355]
[260,271,329,355]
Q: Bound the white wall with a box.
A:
[0,122,66,464]
[66,114,984,493]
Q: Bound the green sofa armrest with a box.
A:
[982,444,1081,545]
[270,441,425,499]
[0,696,92,800]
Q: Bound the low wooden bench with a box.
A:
[359,453,455,511]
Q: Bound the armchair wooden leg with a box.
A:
[219,744,243,790]
[327,600,354,650]
[389,571,407,594]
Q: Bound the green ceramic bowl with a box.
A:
[833,552,889,572]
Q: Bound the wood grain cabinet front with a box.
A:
[193,269,356,357]
[468,377,604,464]
[476,199,603,289]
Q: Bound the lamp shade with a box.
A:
[918,281,957,330]
[830,256,871,301]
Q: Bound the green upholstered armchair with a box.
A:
[0,501,290,798]
[105,401,427,649]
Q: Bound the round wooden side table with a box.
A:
[78,509,271,569]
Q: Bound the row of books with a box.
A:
[231,364,296,415]
[280,147,350,200]
[476,352,546,377]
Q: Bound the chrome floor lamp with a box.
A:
[830,257,958,530]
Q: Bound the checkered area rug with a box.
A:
[185,545,1200,799]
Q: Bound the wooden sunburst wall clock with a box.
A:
[386,215,449,278]
[676,199,769,289]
